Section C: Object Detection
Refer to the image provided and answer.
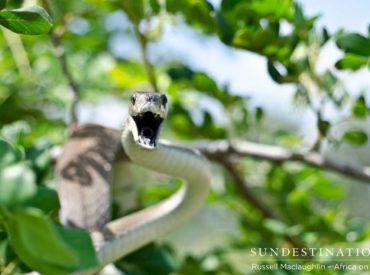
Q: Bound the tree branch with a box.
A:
[53,129,370,184]
[43,0,80,134]
[133,25,159,92]
[191,140,370,183]
[215,157,307,250]
[49,31,80,133]
[218,158,275,219]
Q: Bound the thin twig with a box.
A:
[219,158,275,219]
[216,157,307,251]
[133,25,159,92]
[48,32,80,133]
[191,140,370,183]
[43,0,80,134]
[299,71,326,152]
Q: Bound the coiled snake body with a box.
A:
[56,92,211,271]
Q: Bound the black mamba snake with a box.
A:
[56,92,211,272]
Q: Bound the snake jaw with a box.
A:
[128,92,167,150]
[131,111,164,150]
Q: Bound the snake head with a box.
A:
[128,92,168,150]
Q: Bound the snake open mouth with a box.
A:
[132,111,164,149]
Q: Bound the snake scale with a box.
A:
[56,92,211,271]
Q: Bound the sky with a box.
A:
[300,0,369,34]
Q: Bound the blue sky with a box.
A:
[301,0,369,34]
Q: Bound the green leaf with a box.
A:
[0,139,23,168]
[1,120,31,145]
[264,219,287,235]
[122,0,144,23]
[0,5,53,35]
[167,65,194,81]
[321,27,330,45]
[320,70,337,93]
[26,139,52,172]
[336,33,370,56]
[24,186,59,212]
[233,26,278,54]
[255,107,264,122]
[0,163,36,206]
[116,243,178,275]
[186,1,215,30]
[293,2,305,27]
[335,54,369,71]
[342,130,368,145]
[0,0,6,11]
[177,2,216,31]
[318,119,330,136]
[6,208,78,274]
[0,238,16,269]
[7,208,98,274]
[278,135,303,146]
[310,177,344,200]
[236,0,293,21]
[267,61,283,83]
[109,62,147,89]
[352,96,369,118]
[215,11,234,44]
[6,208,97,274]
[288,189,308,204]
[55,225,99,272]
[305,15,320,29]
[192,72,218,93]
[149,0,160,14]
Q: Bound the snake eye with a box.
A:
[160,94,167,107]
[131,94,136,105]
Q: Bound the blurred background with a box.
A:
[0,0,370,274]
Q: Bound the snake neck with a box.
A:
[92,125,211,266]
[122,126,210,181]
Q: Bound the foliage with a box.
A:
[0,138,98,274]
[0,0,369,274]
[0,1,52,35]
[335,31,370,70]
